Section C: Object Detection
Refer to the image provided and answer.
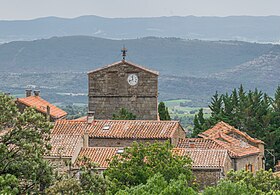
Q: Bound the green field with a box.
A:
[164,99,211,118]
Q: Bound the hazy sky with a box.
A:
[0,0,280,20]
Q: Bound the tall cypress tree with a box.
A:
[158,102,171,120]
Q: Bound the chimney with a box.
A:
[34,90,40,97]
[26,89,32,97]
[46,105,51,121]
[83,132,89,148]
[87,111,95,124]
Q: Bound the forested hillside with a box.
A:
[1,15,280,42]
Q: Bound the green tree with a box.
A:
[158,102,171,120]
[116,173,197,195]
[203,180,260,195]
[192,108,206,137]
[194,86,280,169]
[46,156,110,194]
[112,108,136,120]
[104,142,194,193]
[0,94,53,193]
[226,169,280,193]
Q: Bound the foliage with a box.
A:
[116,173,197,195]
[112,108,136,120]
[226,169,280,193]
[192,108,206,137]
[46,156,110,195]
[203,180,260,195]
[204,169,280,194]
[0,174,19,195]
[61,104,88,120]
[158,102,171,120]
[104,141,194,193]
[194,86,280,169]
[45,178,82,195]
[0,94,53,193]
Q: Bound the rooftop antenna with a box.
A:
[121,46,127,61]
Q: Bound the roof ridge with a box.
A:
[87,60,159,75]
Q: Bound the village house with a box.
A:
[176,121,264,186]
[46,118,186,172]
[16,89,67,122]
[42,52,265,186]
[173,148,232,187]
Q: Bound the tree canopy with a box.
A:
[104,141,194,193]
[0,94,53,193]
[158,102,171,120]
[193,86,280,169]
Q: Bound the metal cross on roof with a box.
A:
[121,46,127,61]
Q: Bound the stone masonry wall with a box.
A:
[235,154,260,173]
[88,62,158,120]
[193,169,222,189]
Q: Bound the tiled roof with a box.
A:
[177,135,260,158]
[49,134,82,157]
[51,120,87,135]
[212,133,260,158]
[199,121,263,144]
[76,147,119,169]
[88,60,159,76]
[173,148,229,169]
[177,138,224,149]
[87,120,180,139]
[17,96,67,119]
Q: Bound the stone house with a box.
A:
[47,118,186,173]
[44,134,83,174]
[176,122,264,180]
[16,89,67,122]
[88,60,159,120]
[86,120,186,147]
[173,148,232,188]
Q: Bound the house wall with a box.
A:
[88,62,158,120]
[89,138,169,147]
[171,125,186,146]
[235,154,260,173]
[193,169,223,189]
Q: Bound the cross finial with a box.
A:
[121,46,127,61]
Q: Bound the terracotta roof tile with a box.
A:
[88,60,159,76]
[173,148,229,168]
[177,138,224,149]
[199,121,263,144]
[49,134,82,157]
[177,135,260,158]
[76,147,119,169]
[17,96,67,119]
[87,120,180,139]
[51,120,87,135]
[212,133,260,158]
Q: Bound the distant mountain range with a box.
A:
[0,36,273,76]
[0,36,279,105]
[1,15,280,43]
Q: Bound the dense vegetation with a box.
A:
[0,94,53,193]
[1,93,280,194]
[193,86,280,169]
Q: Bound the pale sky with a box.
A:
[0,0,280,20]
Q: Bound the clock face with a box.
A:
[127,74,138,86]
